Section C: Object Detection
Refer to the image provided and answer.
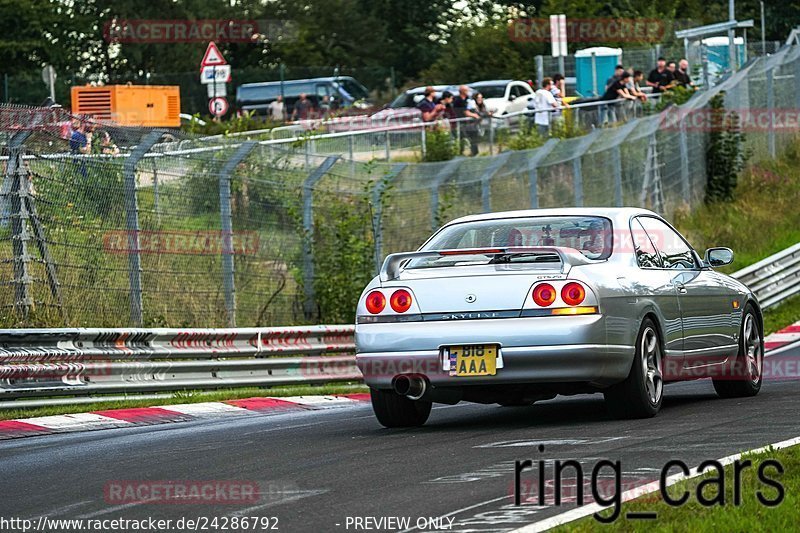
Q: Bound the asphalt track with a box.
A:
[1,342,799,533]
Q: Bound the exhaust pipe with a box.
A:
[393,375,426,400]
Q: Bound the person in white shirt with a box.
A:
[529,77,559,136]
[268,95,285,122]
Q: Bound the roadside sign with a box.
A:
[200,41,227,68]
[201,65,232,84]
[209,97,229,117]
[549,14,568,57]
[206,83,227,98]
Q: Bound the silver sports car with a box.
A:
[355,208,763,427]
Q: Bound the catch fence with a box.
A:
[1,43,798,329]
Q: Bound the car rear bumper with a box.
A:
[355,316,634,388]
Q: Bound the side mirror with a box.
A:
[508,94,517,101]
[704,247,734,267]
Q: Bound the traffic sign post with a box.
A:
[209,97,229,117]
[200,42,230,119]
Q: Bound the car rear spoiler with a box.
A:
[379,246,597,282]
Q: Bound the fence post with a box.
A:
[535,56,544,89]
[488,119,495,155]
[795,56,800,110]
[678,116,690,203]
[766,66,775,158]
[612,145,623,207]
[526,138,558,209]
[302,156,340,319]
[123,130,164,327]
[151,158,161,224]
[219,141,257,328]
[371,164,407,275]
[480,151,512,213]
[572,157,584,207]
[5,131,33,318]
[421,126,427,159]
[384,128,391,161]
[429,158,463,232]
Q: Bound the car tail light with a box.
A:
[532,283,556,307]
[390,289,413,313]
[365,291,386,314]
[561,282,586,306]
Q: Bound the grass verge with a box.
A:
[555,442,798,532]
[0,383,368,421]
[763,294,800,335]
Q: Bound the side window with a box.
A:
[511,84,526,98]
[315,84,329,98]
[638,217,697,269]
[631,218,661,268]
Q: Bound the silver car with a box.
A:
[355,208,763,427]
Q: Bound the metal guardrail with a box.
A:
[731,243,800,309]
[1,244,797,404]
[0,325,358,400]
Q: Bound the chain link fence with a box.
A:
[1,43,798,329]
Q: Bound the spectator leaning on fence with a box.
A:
[463,90,485,157]
[606,65,625,90]
[647,57,674,93]
[417,86,445,122]
[531,77,559,137]
[628,70,648,102]
[600,71,636,124]
[550,73,569,119]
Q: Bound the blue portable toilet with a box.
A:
[702,36,746,72]
[575,47,622,97]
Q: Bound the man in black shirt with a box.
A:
[647,57,674,93]
[673,58,694,87]
[600,72,636,124]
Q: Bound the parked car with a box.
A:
[370,84,458,121]
[236,76,371,117]
[356,207,763,427]
[467,79,535,116]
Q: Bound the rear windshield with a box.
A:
[471,85,506,99]
[408,216,612,268]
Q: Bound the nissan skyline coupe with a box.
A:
[355,208,763,427]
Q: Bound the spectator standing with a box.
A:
[550,73,568,119]
[674,59,694,88]
[464,91,486,156]
[291,93,313,121]
[417,86,445,122]
[531,77,559,137]
[98,131,119,155]
[268,95,285,122]
[647,57,674,93]
[319,95,332,118]
[69,119,91,178]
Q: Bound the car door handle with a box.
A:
[676,284,687,294]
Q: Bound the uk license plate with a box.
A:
[448,345,497,377]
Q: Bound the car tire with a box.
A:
[712,306,763,398]
[604,318,664,419]
[370,388,432,428]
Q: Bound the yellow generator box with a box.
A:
[71,85,181,128]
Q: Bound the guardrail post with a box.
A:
[612,145,623,207]
[123,130,164,327]
[5,131,34,318]
[480,151,512,213]
[302,156,340,319]
[219,142,257,327]
[766,66,776,158]
[371,164,407,275]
